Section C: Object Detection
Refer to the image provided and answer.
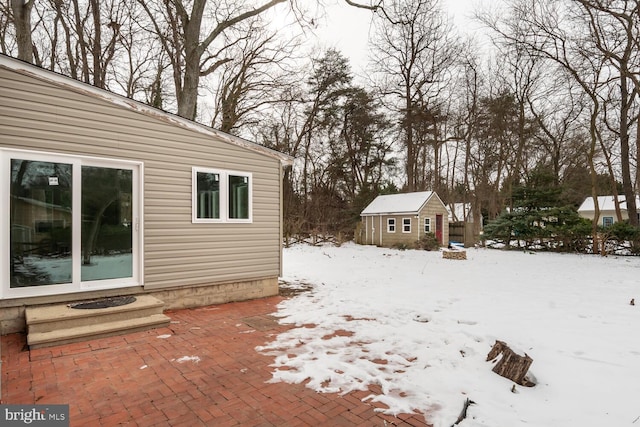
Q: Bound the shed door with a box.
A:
[435,214,443,244]
[2,150,142,299]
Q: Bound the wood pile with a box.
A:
[442,250,467,260]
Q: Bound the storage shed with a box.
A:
[360,191,449,248]
[0,55,293,334]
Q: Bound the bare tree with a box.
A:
[109,2,165,101]
[31,0,127,88]
[209,21,299,134]
[481,0,623,247]
[370,0,459,192]
[137,0,285,121]
[573,0,639,226]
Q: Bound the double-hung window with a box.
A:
[602,216,613,228]
[402,218,411,233]
[387,218,396,233]
[424,218,431,233]
[192,167,252,223]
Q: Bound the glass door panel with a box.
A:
[81,166,133,282]
[10,159,73,288]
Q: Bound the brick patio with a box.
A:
[1,296,430,426]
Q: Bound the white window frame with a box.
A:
[424,217,431,233]
[192,167,252,223]
[402,217,411,233]
[387,218,396,233]
[602,216,614,228]
[1,148,143,300]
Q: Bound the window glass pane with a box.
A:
[10,160,72,287]
[196,172,220,219]
[388,218,395,232]
[81,166,133,281]
[229,175,249,219]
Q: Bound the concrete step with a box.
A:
[26,295,165,334]
[25,295,170,349]
[27,313,171,349]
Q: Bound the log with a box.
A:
[487,340,535,387]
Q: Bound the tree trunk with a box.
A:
[619,76,638,226]
[10,0,33,63]
[487,340,535,387]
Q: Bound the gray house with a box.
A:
[359,191,449,248]
[0,55,293,335]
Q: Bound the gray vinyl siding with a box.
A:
[0,66,283,291]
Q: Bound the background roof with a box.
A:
[578,195,640,212]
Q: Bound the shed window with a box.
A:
[602,216,613,228]
[193,168,252,223]
[387,218,396,233]
[402,218,411,233]
[424,218,431,233]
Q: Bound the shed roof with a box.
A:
[578,195,640,212]
[0,54,294,166]
[361,191,440,215]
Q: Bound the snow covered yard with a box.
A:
[258,243,640,427]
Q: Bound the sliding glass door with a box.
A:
[3,150,141,299]
[81,166,133,282]
[10,159,73,287]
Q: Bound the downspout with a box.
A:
[278,165,283,275]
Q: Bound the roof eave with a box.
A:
[361,211,420,216]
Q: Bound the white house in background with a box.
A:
[578,195,640,227]
[446,202,483,227]
[359,191,449,247]
[447,203,471,222]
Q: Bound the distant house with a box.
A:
[359,191,449,247]
[0,54,293,333]
[578,195,640,227]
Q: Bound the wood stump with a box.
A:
[487,340,535,387]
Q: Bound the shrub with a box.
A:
[392,242,409,251]
[416,233,440,251]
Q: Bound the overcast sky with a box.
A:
[313,0,489,76]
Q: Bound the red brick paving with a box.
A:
[1,296,431,426]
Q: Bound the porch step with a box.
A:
[26,295,171,349]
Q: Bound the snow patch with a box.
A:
[175,356,201,364]
[259,243,640,427]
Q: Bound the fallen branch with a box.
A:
[451,397,475,426]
